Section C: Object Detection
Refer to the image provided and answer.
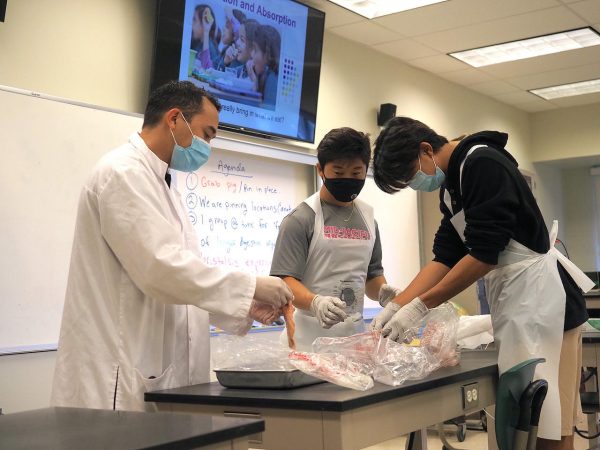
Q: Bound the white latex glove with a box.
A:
[383,297,429,342]
[248,301,279,325]
[254,276,293,308]
[378,284,402,307]
[369,301,400,331]
[310,295,347,329]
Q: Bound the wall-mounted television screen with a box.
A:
[151,0,325,143]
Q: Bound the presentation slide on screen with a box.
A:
[179,0,309,140]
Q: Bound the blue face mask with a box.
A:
[169,113,211,172]
[408,153,445,192]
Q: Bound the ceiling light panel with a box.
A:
[530,78,600,100]
[449,28,600,68]
[327,0,447,19]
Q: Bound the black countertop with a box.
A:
[146,350,498,412]
[0,407,264,450]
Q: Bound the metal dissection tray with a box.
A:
[214,369,324,389]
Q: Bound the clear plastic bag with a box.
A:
[372,339,440,386]
[292,303,461,389]
[288,351,374,391]
[212,333,294,371]
[311,331,379,370]
[414,303,460,367]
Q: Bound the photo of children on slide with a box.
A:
[188,2,281,110]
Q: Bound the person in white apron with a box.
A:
[52,81,292,411]
[270,127,401,352]
[369,117,593,449]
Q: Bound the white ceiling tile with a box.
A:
[506,62,600,89]
[478,45,600,78]
[309,0,600,111]
[513,101,559,112]
[469,80,521,96]
[372,0,560,37]
[438,68,496,85]
[329,21,404,45]
[413,6,586,53]
[567,0,600,22]
[372,39,438,60]
[492,90,543,104]
[407,54,468,73]
[302,0,364,28]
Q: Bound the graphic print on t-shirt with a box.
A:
[323,225,371,240]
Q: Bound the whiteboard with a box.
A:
[0,86,313,352]
[0,85,420,353]
[175,155,310,275]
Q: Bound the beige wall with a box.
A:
[561,167,599,271]
[533,163,565,239]
[317,33,533,170]
[531,103,600,270]
[0,0,156,113]
[531,103,600,163]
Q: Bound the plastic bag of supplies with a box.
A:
[288,351,375,391]
[289,303,461,389]
[212,333,294,371]
[373,303,460,386]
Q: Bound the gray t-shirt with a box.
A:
[270,200,384,280]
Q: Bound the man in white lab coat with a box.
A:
[51,81,292,411]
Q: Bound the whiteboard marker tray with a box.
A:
[215,369,324,389]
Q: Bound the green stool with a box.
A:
[495,358,548,450]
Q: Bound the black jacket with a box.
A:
[433,131,587,331]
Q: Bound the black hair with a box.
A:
[253,25,281,74]
[192,5,221,48]
[142,81,221,128]
[232,9,246,25]
[373,117,448,193]
[317,127,371,169]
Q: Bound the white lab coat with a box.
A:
[51,133,256,411]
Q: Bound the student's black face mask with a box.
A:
[322,175,366,203]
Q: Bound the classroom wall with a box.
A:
[530,103,600,163]
[533,163,565,241]
[561,167,599,271]
[0,0,157,114]
[531,103,600,271]
[0,0,586,414]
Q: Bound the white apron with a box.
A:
[446,146,595,439]
[281,192,376,351]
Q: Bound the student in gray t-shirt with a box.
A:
[270,127,402,351]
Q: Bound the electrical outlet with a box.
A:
[461,382,479,410]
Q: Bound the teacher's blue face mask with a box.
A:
[169,113,211,172]
[408,153,445,192]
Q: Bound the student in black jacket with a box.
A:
[370,117,593,450]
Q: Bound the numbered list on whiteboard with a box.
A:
[176,152,297,276]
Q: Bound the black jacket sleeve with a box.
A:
[432,196,468,268]
[461,156,520,265]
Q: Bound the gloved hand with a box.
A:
[378,284,402,307]
[382,297,429,342]
[310,295,347,329]
[248,301,279,325]
[369,301,401,331]
[254,276,294,308]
